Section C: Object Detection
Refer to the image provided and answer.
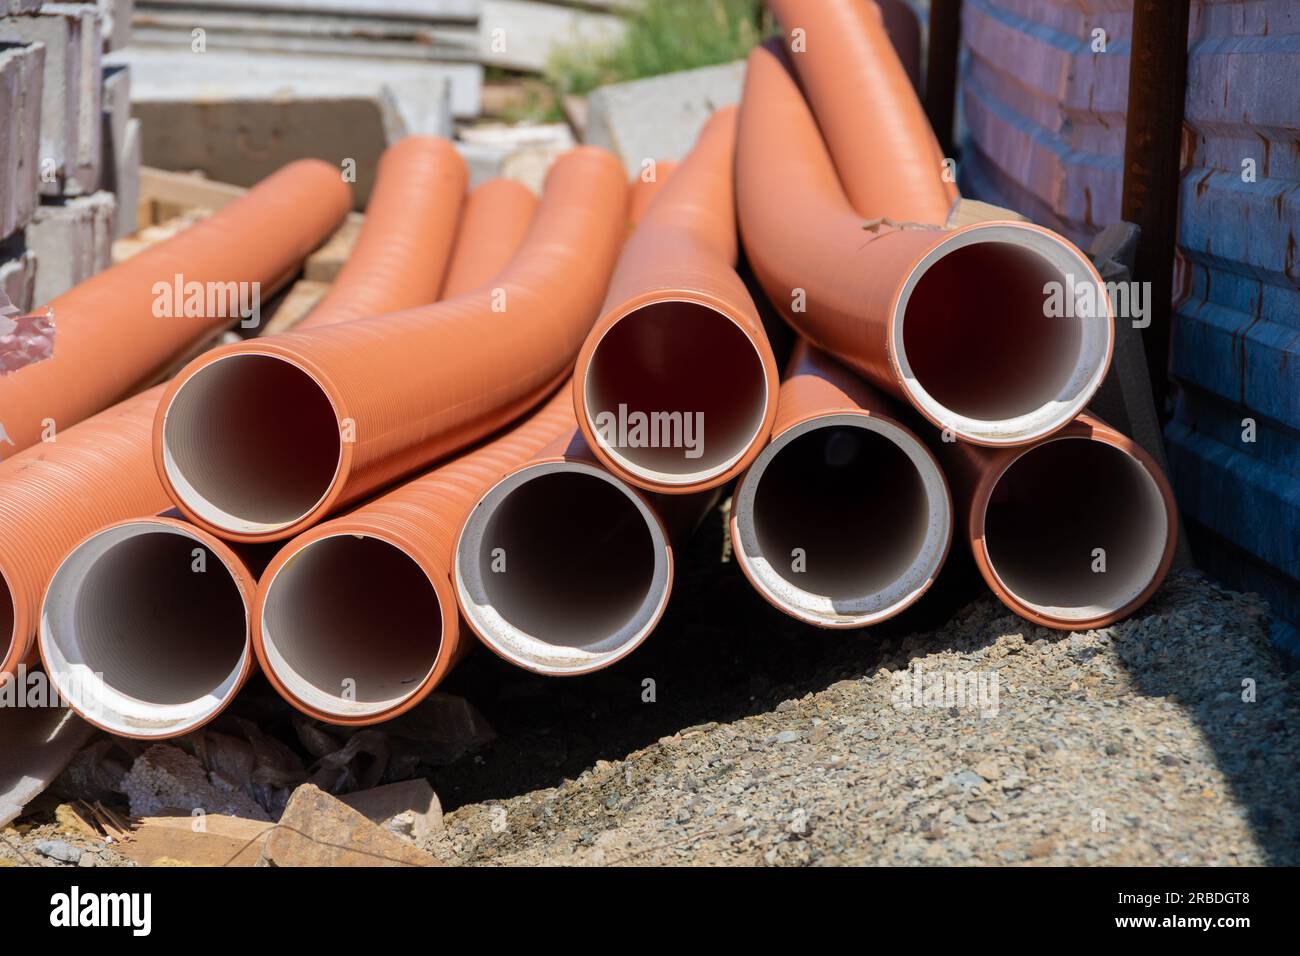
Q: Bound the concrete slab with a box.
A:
[478,0,624,73]
[109,44,472,122]
[27,190,115,303]
[585,60,746,177]
[0,41,44,241]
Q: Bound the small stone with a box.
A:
[774,731,800,745]
[1027,839,1054,859]
[35,840,81,864]
[965,803,992,823]
[972,759,1001,781]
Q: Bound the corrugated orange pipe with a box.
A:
[155,146,628,543]
[731,341,952,627]
[0,389,172,682]
[254,390,576,725]
[573,108,779,493]
[8,148,468,699]
[38,517,259,738]
[625,160,676,228]
[442,179,539,297]
[766,0,954,223]
[251,182,543,724]
[294,137,468,329]
[0,160,351,454]
[454,415,716,676]
[939,413,1178,630]
[735,41,1114,447]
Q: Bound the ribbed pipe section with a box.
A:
[0,160,351,453]
[766,0,955,223]
[442,179,538,298]
[1,388,172,680]
[255,388,575,724]
[625,160,676,228]
[735,41,1113,446]
[941,413,1178,629]
[39,517,257,738]
[295,137,468,329]
[731,342,952,627]
[156,147,628,542]
[574,108,779,493]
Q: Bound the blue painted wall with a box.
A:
[958,0,1300,658]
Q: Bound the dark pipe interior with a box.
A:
[903,242,1082,420]
[479,472,655,648]
[752,425,930,598]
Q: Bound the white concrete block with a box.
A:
[0,244,36,313]
[26,190,114,303]
[0,41,44,241]
[585,60,747,177]
[44,5,102,194]
[107,115,138,237]
[0,6,100,196]
[97,0,133,51]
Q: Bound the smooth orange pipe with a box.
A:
[155,147,627,543]
[38,516,258,738]
[731,341,952,628]
[295,138,467,330]
[573,108,779,493]
[0,160,350,453]
[940,413,1178,629]
[454,409,716,676]
[0,388,172,681]
[625,160,676,228]
[254,387,573,725]
[766,0,954,223]
[441,178,538,299]
[735,42,1113,447]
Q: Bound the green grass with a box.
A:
[548,0,772,98]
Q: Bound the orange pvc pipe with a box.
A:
[38,516,258,738]
[735,42,1114,447]
[155,147,628,543]
[250,179,541,724]
[939,413,1178,630]
[4,152,464,686]
[441,178,538,299]
[766,0,954,223]
[0,160,351,453]
[731,341,952,627]
[572,108,779,494]
[0,388,172,681]
[454,408,716,676]
[625,160,676,228]
[294,138,468,330]
[253,386,573,725]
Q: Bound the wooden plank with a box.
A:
[121,814,273,867]
[261,278,330,335]
[303,212,364,283]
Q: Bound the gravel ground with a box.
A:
[5,507,1297,867]
[417,508,1300,866]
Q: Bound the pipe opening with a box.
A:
[733,414,950,626]
[584,301,769,484]
[456,462,671,674]
[1,572,15,671]
[982,437,1169,621]
[40,522,248,737]
[163,353,342,535]
[260,534,443,719]
[895,225,1110,443]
